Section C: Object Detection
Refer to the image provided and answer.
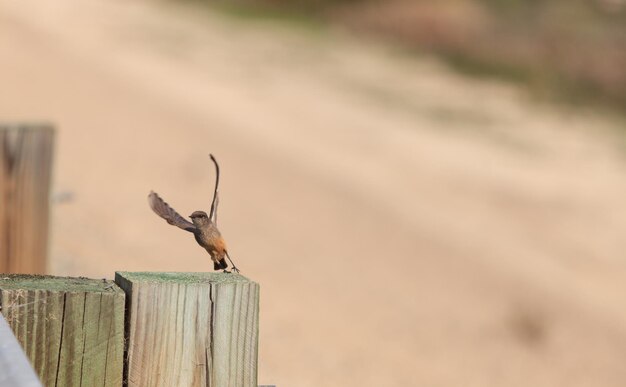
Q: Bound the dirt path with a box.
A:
[2,0,626,385]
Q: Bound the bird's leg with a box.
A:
[225,252,240,273]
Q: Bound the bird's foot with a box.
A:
[231,266,240,274]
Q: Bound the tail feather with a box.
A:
[214,258,228,271]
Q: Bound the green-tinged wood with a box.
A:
[0,275,125,387]
[115,272,259,387]
[0,125,54,274]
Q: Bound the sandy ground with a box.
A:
[2,0,626,386]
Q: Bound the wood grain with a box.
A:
[0,275,125,387]
[0,125,54,274]
[115,272,259,387]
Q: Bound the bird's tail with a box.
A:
[214,258,228,270]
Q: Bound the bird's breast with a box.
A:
[193,227,223,250]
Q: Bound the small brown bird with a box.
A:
[148,154,239,272]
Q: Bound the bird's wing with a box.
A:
[148,191,195,232]
[209,154,220,225]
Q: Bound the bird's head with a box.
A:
[189,211,210,227]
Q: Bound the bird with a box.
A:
[147,154,239,273]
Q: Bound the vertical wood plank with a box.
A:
[115,272,259,387]
[0,275,125,387]
[0,125,54,274]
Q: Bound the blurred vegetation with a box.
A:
[195,0,626,112]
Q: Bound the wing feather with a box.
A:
[148,191,195,232]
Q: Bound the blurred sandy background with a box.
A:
[2,0,626,385]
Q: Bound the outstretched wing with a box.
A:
[148,191,195,232]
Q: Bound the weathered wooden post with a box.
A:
[0,125,54,274]
[0,275,125,386]
[115,272,259,387]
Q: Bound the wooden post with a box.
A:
[0,125,54,274]
[0,275,125,387]
[115,272,259,387]
[0,313,42,387]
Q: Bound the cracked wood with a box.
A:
[0,275,125,387]
[115,272,259,387]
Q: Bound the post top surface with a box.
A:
[115,271,255,285]
[0,274,122,293]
